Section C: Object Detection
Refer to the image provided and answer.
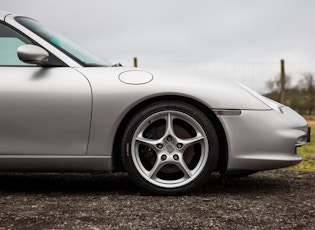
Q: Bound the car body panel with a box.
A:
[0,11,310,175]
[219,108,306,170]
[75,67,271,157]
[0,11,9,21]
[0,155,111,172]
[0,67,92,156]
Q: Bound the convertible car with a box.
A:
[0,11,310,194]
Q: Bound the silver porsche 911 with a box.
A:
[0,11,310,194]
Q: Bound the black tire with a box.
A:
[121,101,219,195]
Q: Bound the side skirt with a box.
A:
[0,155,112,172]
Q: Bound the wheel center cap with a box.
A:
[166,144,174,154]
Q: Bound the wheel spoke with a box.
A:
[181,135,204,150]
[135,136,160,149]
[165,113,175,137]
[175,157,193,178]
[148,157,165,179]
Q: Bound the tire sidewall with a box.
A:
[121,101,219,195]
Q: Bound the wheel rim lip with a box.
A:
[131,110,209,189]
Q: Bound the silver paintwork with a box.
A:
[76,67,271,159]
[0,67,91,156]
[220,107,305,170]
[0,11,9,21]
[119,70,153,85]
[0,11,308,174]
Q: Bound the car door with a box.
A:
[0,22,92,156]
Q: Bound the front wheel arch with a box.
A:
[112,96,228,174]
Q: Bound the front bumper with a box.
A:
[217,106,308,171]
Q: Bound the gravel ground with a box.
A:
[0,170,314,230]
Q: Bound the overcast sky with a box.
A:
[2,0,315,92]
[2,0,315,63]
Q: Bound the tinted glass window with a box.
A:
[0,23,34,66]
[16,17,111,67]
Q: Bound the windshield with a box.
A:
[15,17,111,67]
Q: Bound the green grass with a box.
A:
[288,123,315,171]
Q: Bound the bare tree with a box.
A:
[299,73,315,115]
[265,74,291,103]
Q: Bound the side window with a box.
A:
[0,23,35,66]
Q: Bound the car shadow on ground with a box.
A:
[0,172,138,195]
[196,174,293,196]
[0,171,294,196]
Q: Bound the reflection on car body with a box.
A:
[0,11,310,194]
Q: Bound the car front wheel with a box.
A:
[121,101,219,195]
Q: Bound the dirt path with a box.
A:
[0,170,314,229]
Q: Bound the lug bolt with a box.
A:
[156,143,163,149]
[167,135,173,142]
[177,143,183,149]
[161,154,167,161]
[173,154,179,161]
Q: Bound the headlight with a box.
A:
[235,81,284,113]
